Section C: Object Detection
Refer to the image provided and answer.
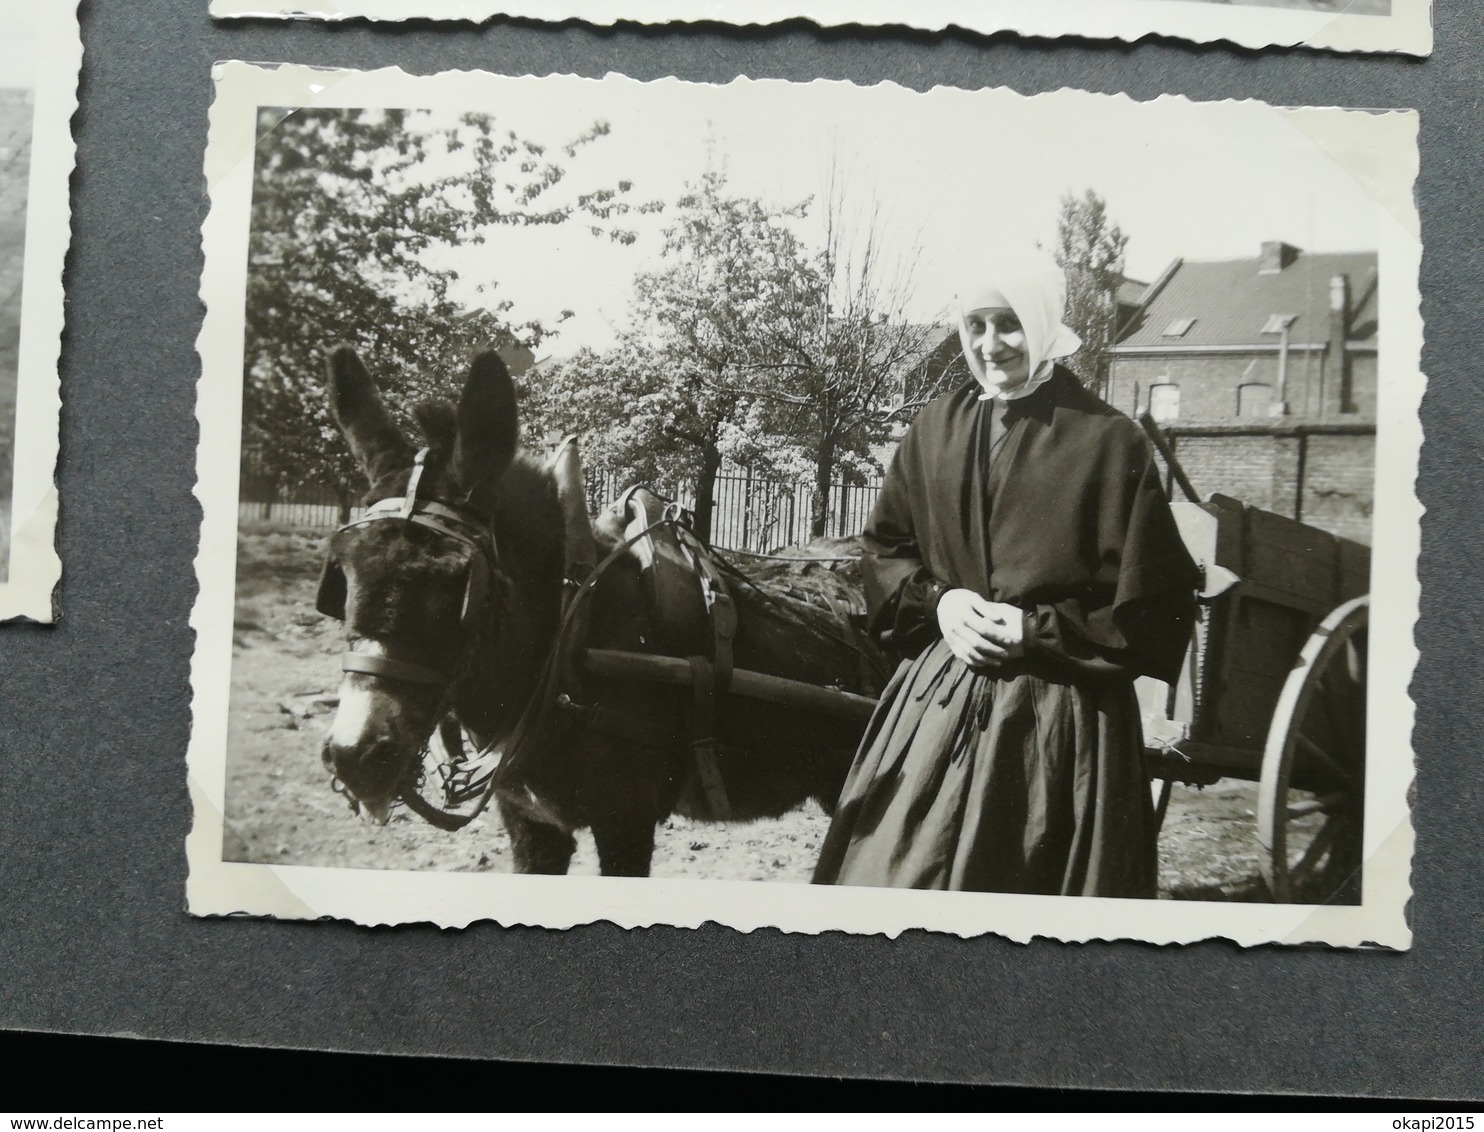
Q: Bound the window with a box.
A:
[1160,317,1196,338]
[1149,383,1180,422]
[1238,382,1273,418]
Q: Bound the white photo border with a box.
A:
[187,64,1421,949]
[0,0,75,623]
[207,0,1434,58]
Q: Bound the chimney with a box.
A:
[1329,274,1350,322]
[1258,241,1299,274]
[1329,273,1353,415]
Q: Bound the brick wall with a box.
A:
[1161,424,1375,545]
[1108,346,1374,423]
[1301,432,1376,544]
[1347,352,1378,418]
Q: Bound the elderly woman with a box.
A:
[813,253,1200,898]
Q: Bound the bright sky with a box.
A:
[417,77,1381,358]
[0,0,38,90]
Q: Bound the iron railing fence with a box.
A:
[239,455,882,553]
[580,465,880,553]
[237,457,364,531]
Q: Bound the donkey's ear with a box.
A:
[454,351,519,490]
[327,346,413,484]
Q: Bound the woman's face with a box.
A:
[966,306,1030,392]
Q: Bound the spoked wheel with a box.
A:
[400,715,500,832]
[1257,596,1368,904]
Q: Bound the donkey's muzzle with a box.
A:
[322,734,407,825]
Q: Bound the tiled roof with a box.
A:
[887,322,961,385]
[886,322,949,369]
[1116,249,1377,351]
[1116,276,1149,307]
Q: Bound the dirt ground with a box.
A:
[224,529,1273,898]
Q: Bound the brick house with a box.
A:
[1106,243,1378,544]
[1107,242,1376,422]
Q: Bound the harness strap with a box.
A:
[341,500,496,562]
[712,600,736,692]
[323,488,500,697]
[492,513,691,787]
[555,693,675,749]
[341,652,448,687]
[697,545,736,693]
[402,785,481,831]
[688,655,732,819]
[400,448,430,519]
[671,525,738,816]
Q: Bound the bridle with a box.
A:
[317,447,508,828]
[316,447,501,691]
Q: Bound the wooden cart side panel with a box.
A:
[1154,495,1371,780]
[1207,494,1248,578]
[1215,493,1340,606]
[1338,538,1371,603]
[1205,597,1312,756]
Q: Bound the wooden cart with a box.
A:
[1139,418,1371,904]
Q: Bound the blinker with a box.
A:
[316,556,347,621]
[314,444,496,640]
[315,544,490,631]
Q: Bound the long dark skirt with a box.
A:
[813,639,1158,897]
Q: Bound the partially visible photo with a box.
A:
[0,0,70,620]
[206,0,1428,56]
[1172,0,1388,12]
[0,0,37,582]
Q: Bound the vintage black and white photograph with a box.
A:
[1178,0,1388,10]
[0,0,71,622]
[208,0,1431,56]
[187,66,1420,947]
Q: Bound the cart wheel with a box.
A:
[1257,595,1368,904]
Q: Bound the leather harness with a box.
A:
[318,457,751,823]
[317,447,499,691]
[608,486,739,818]
[516,485,743,818]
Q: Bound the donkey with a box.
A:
[317,345,886,876]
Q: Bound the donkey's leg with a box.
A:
[591,812,658,878]
[497,795,577,875]
[585,737,669,877]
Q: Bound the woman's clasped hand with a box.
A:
[936,588,1024,667]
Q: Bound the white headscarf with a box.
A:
[957,248,1082,401]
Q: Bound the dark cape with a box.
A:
[812,368,1200,897]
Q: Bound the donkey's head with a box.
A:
[317,345,518,823]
